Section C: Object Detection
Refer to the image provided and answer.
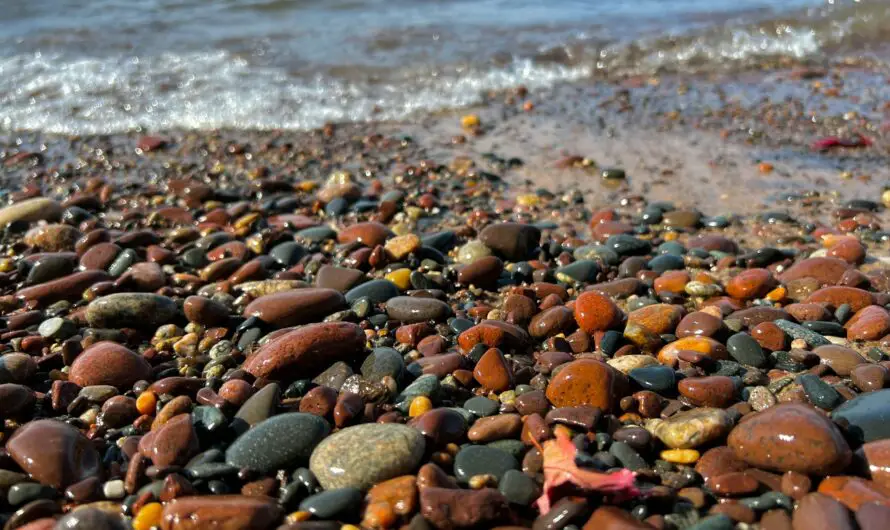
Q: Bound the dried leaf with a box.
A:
[535,428,639,514]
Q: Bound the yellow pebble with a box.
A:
[409,396,433,417]
[461,114,480,129]
[133,502,163,530]
[341,525,361,530]
[0,259,14,273]
[661,449,700,465]
[663,231,679,241]
[765,286,786,302]
[298,181,318,192]
[385,268,412,290]
[516,194,540,207]
[136,391,157,416]
[286,511,312,523]
[882,189,890,208]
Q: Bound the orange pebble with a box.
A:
[136,391,157,416]
[133,502,163,530]
[362,502,397,529]
[758,162,774,173]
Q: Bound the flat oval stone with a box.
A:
[453,445,519,484]
[160,495,282,530]
[69,341,152,389]
[546,359,628,413]
[86,293,178,329]
[0,198,62,227]
[315,265,365,292]
[309,423,425,490]
[779,257,850,286]
[729,403,851,474]
[345,279,400,304]
[385,296,451,323]
[479,222,540,261]
[243,322,366,380]
[574,291,623,333]
[299,487,362,520]
[7,420,100,488]
[183,296,230,327]
[243,288,346,327]
[226,413,330,473]
[646,408,733,449]
[832,389,890,444]
[726,332,767,367]
[812,345,866,377]
[360,347,404,381]
[805,286,874,312]
[410,408,468,445]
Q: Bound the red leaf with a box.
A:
[811,134,872,152]
[535,428,640,514]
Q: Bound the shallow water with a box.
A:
[1,0,887,133]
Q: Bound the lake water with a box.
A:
[1,0,886,132]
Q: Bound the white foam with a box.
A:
[0,50,592,134]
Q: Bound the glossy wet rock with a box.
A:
[546,359,628,412]
[226,413,330,472]
[7,420,100,488]
[68,341,152,389]
[728,403,851,474]
[242,288,346,327]
[243,322,365,380]
[86,293,178,329]
[309,423,425,490]
[160,495,282,530]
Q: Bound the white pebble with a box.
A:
[103,479,125,499]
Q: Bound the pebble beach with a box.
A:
[3,1,890,530]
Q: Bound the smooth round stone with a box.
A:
[385,296,451,323]
[85,293,178,329]
[729,403,851,474]
[555,260,600,283]
[456,240,492,265]
[478,222,540,261]
[629,365,675,393]
[453,445,519,484]
[242,322,366,381]
[107,249,137,277]
[360,347,405,381]
[498,469,539,506]
[26,254,75,285]
[573,245,619,266]
[243,288,346,328]
[7,482,56,506]
[52,507,126,530]
[7,419,100,488]
[345,279,400,304]
[396,374,439,403]
[269,241,306,267]
[726,332,767,368]
[160,496,282,530]
[648,254,685,274]
[0,384,35,417]
[646,408,733,449]
[68,342,152,390]
[0,198,62,227]
[296,226,337,242]
[226,413,330,473]
[798,374,843,410]
[299,487,362,519]
[411,409,468,445]
[37,317,77,340]
[422,231,457,252]
[676,312,725,338]
[309,423,425,490]
[464,397,499,417]
[606,235,651,256]
[315,265,365,293]
[0,354,36,384]
[546,359,628,413]
[831,389,890,443]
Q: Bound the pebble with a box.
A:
[831,389,890,443]
[309,423,425,490]
[86,293,178,329]
[545,359,628,412]
[243,322,366,380]
[646,408,733,449]
[0,198,63,227]
[6,419,100,488]
[453,445,519,484]
[728,403,851,474]
[386,296,451,322]
[69,341,152,389]
[226,413,329,472]
[243,288,346,327]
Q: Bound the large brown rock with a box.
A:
[243,322,366,380]
[242,288,346,328]
[69,341,152,389]
[728,403,851,475]
[160,495,282,530]
[7,420,100,488]
[546,359,628,413]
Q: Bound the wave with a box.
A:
[1,0,888,133]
